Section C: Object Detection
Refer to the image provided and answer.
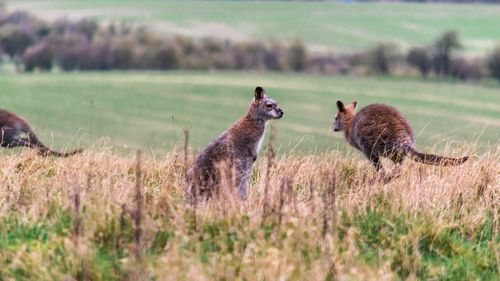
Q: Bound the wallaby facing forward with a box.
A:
[332,101,468,182]
[186,87,284,202]
[0,109,82,157]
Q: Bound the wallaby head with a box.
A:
[249,87,284,121]
[332,100,357,132]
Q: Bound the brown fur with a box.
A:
[333,101,468,182]
[0,109,82,157]
[186,87,283,202]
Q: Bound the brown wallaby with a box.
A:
[0,109,83,157]
[332,101,468,182]
[186,86,284,202]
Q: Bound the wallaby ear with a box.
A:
[352,101,358,109]
[255,86,265,101]
[336,100,345,112]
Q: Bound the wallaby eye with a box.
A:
[265,103,273,109]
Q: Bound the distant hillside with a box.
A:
[6,1,500,55]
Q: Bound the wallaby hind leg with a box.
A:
[383,151,406,183]
[368,156,387,184]
[1,137,35,149]
[366,154,382,171]
[1,126,21,147]
[382,164,402,184]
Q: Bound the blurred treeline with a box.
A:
[1,11,500,82]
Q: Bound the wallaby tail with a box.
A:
[406,146,468,166]
[26,131,83,158]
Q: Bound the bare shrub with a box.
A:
[0,23,35,58]
[450,57,484,81]
[22,40,53,72]
[486,46,500,83]
[286,39,307,72]
[368,43,400,75]
[108,37,136,69]
[232,41,266,70]
[406,46,431,77]
[75,18,98,41]
[263,42,285,71]
[432,30,462,77]
[137,40,182,70]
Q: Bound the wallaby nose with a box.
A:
[278,108,284,118]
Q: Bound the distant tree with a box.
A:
[432,31,461,76]
[75,18,98,41]
[450,58,483,81]
[109,37,136,69]
[201,38,226,54]
[369,43,400,75]
[287,40,307,72]
[0,23,36,71]
[23,41,53,72]
[141,42,182,70]
[0,24,34,58]
[56,43,100,71]
[0,11,38,27]
[263,43,284,71]
[236,42,267,70]
[49,32,87,70]
[487,46,500,83]
[406,46,431,77]
[0,11,48,38]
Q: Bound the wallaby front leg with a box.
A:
[236,159,253,200]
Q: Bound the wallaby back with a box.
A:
[350,104,415,157]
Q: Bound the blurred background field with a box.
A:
[1,0,499,156]
[0,0,500,153]
[0,1,499,280]
[7,0,500,55]
[0,72,498,155]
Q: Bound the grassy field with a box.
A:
[0,147,498,280]
[6,0,500,55]
[0,72,498,156]
[1,2,499,280]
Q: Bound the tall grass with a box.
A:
[0,143,498,280]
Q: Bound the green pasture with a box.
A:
[0,72,498,155]
[6,0,500,55]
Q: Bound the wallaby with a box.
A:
[332,101,468,182]
[0,109,82,157]
[186,86,284,202]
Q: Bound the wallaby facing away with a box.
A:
[332,101,468,182]
[0,109,82,157]
[186,87,284,202]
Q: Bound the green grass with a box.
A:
[0,71,498,154]
[6,0,500,55]
[1,204,497,280]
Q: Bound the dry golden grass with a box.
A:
[0,142,498,280]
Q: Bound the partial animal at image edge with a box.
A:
[0,109,83,157]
